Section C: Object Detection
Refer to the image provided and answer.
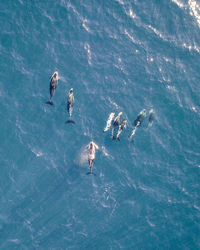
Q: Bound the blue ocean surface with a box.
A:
[0,0,200,249]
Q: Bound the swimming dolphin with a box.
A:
[114,119,127,141]
[104,112,115,132]
[134,109,146,127]
[111,112,123,138]
[46,70,58,105]
[66,88,75,124]
[129,109,146,141]
[87,141,99,175]
[148,109,155,127]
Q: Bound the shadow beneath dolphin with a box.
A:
[65,119,75,124]
[128,136,135,144]
[86,172,96,176]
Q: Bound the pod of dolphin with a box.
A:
[46,70,155,175]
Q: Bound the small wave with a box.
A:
[194,204,200,211]
[148,25,167,42]
[9,173,15,183]
[124,29,136,43]
[42,10,55,22]
[147,24,200,54]
[191,106,198,112]
[108,97,120,109]
[101,146,114,159]
[82,19,91,33]
[33,151,43,157]
[8,239,20,244]
[115,0,124,5]
[163,57,173,63]
[128,8,136,19]
[113,57,128,75]
[148,24,200,54]
[67,2,91,33]
[84,43,92,65]
[147,57,154,63]
[16,119,27,135]
[166,85,177,91]
[166,85,183,107]
[29,146,43,157]
[171,0,185,8]
[146,216,155,227]
[182,42,200,53]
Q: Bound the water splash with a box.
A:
[76,145,88,166]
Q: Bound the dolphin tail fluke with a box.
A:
[86,165,95,175]
[65,119,75,124]
[46,100,54,105]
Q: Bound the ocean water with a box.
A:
[0,0,200,249]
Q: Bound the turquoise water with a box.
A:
[0,0,200,249]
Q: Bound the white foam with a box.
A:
[76,146,88,166]
[188,0,200,28]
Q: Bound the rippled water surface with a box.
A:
[0,0,200,249]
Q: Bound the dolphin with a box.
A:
[66,88,75,124]
[129,109,146,141]
[148,109,155,127]
[103,112,115,132]
[114,119,127,141]
[46,70,58,105]
[111,112,123,138]
[87,141,99,175]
